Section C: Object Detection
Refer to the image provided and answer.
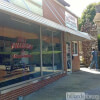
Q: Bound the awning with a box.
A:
[0,1,91,41]
[65,32,96,41]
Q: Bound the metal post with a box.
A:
[52,31,55,72]
[97,33,100,68]
[40,26,43,76]
[61,32,64,72]
[70,41,72,73]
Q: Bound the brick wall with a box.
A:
[72,56,80,71]
[43,0,67,71]
[43,0,65,25]
[0,27,67,100]
[43,0,80,72]
[0,32,67,100]
[0,73,66,100]
[72,42,80,72]
[63,33,67,71]
[0,1,80,100]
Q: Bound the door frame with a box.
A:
[66,41,72,73]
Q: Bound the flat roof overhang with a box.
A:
[57,0,70,7]
[65,32,96,41]
[0,1,91,41]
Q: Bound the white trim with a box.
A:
[44,1,63,25]
[45,76,51,79]
[29,0,43,7]
[40,25,43,76]
[70,41,72,73]
[66,42,72,73]
[54,0,66,8]
[52,32,55,72]
[73,54,78,56]
[61,33,64,72]
[65,11,78,30]
[72,41,78,56]
[0,0,91,40]
[54,0,78,18]
[65,7,78,18]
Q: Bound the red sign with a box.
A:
[12,37,33,59]
[13,54,32,58]
[11,43,33,49]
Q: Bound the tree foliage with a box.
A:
[78,2,100,30]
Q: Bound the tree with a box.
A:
[78,2,100,30]
[78,3,100,66]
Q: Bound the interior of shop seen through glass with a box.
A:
[0,12,63,88]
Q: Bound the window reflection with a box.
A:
[4,0,43,16]
[53,32,62,71]
[0,12,63,88]
[42,27,53,75]
[41,27,62,75]
[0,13,41,88]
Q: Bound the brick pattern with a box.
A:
[72,56,80,71]
[72,42,80,72]
[0,1,80,100]
[0,73,66,100]
[63,33,67,71]
[43,0,67,71]
[43,0,65,25]
[43,0,80,72]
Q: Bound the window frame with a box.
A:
[73,41,78,56]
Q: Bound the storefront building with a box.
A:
[0,0,90,100]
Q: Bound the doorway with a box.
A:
[66,42,72,73]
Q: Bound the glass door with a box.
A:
[66,42,72,73]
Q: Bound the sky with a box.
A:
[65,0,100,17]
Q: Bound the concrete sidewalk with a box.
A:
[24,68,100,100]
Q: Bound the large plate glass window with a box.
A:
[0,12,41,88]
[41,27,62,75]
[53,31,62,72]
[72,41,78,56]
[41,27,54,75]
